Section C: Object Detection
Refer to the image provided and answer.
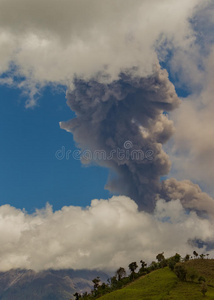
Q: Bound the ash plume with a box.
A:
[160,178,214,216]
[60,66,180,211]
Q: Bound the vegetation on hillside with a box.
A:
[72,252,214,300]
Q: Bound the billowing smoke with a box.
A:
[161,178,214,217]
[60,66,180,211]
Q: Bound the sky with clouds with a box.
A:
[0,0,214,272]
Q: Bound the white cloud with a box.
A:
[0,196,213,272]
[169,44,214,195]
[0,0,205,106]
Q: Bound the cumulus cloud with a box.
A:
[168,43,214,195]
[0,196,213,272]
[0,0,206,106]
[159,2,214,196]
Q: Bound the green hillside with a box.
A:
[184,259,214,286]
[98,260,214,300]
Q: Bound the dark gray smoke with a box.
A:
[60,67,180,211]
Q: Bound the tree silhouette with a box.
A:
[73,292,81,300]
[156,252,165,262]
[109,275,118,289]
[174,253,181,263]
[139,260,147,274]
[116,267,126,281]
[193,251,198,259]
[140,260,147,269]
[92,277,100,293]
[129,262,138,273]
[184,254,190,261]
[129,262,138,280]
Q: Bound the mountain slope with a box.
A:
[184,259,214,286]
[99,262,214,300]
[0,269,108,300]
[99,268,177,300]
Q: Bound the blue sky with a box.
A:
[0,73,188,213]
[0,85,109,212]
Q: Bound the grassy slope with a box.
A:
[99,260,214,300]
[184,259,214,285]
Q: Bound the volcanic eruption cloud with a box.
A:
[60,67,180,211]
[60,62,214,215]
[1,0,214,271]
